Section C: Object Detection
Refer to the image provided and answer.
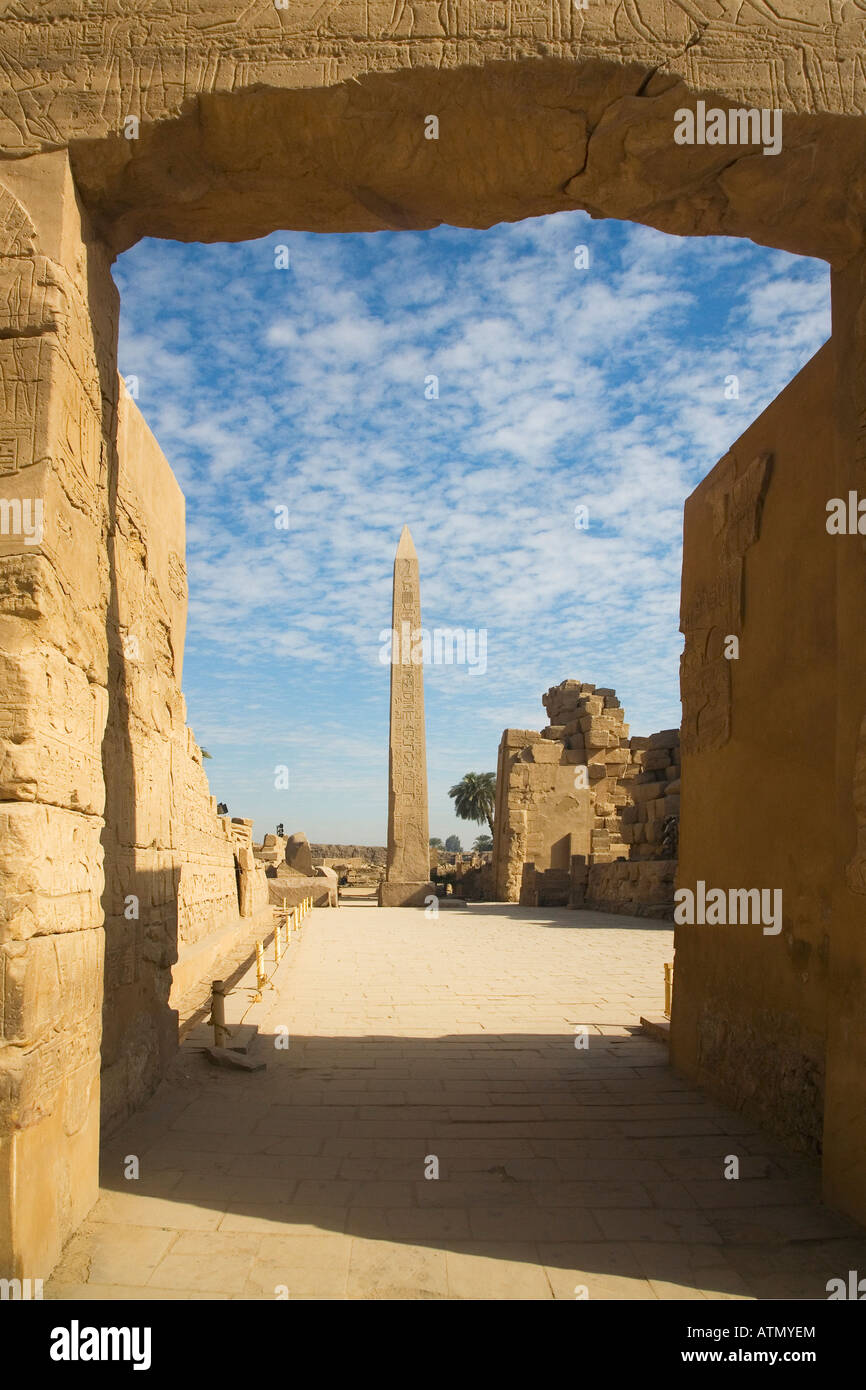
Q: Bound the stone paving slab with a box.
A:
[46,901,866,1301]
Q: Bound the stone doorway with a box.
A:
[2,20,866,1278]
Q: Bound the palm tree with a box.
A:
[449,771,496,838]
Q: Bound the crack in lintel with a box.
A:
[635,25,706,96]
[562,25,763,196]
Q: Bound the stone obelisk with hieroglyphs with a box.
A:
[379,526,435,907]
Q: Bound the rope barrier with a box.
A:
[207,896,315,1046]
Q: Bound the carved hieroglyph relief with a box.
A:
[384,525,430,887]
[680,451,772,756]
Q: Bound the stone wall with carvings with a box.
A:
[2,2,866,264]
[3,0,866,1270]
[0,151,117,1280]
[672,339,836,1154]
[100,384,271,1133]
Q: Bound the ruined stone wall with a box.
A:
[672,341,836,1156]
[583,859,677,920]
[543,681,634,863]
[225,818,269,920]
[492,725,592,901]
[310,844,386,865]
[493,681,679,913]
[620,730,681,861]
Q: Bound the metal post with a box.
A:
[211,979,227,1048]
[274,924,282,966]
[664,962,673,1019]
[256,939,265,989]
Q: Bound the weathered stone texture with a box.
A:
[673,342,836,1159]
[285,830,316,877]
[99,385,270,1136]
[582,858,677,920]
[0,151,116,1281]
[492,681,678,914]
[3,0,866,1274]
[310,843,387,866]
[380,526,433,906]
[2,3,866,264]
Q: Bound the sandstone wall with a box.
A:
[100,386,271,1133]
[672,342,835,1155]
[3,0,866,1268]
[2,4,865,268]
[310,844,386,866]
[824,253,866,1223]
[582,860,677,920]
[0,152,116,1281]
[620,731,680,861]
[493,682,679,916]
[543,681,633,862]
[492,726,592,901]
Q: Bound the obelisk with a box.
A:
[379,525,435,907]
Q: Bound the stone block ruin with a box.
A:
[252,830,338,907]
[432,850,495,901]
[491,680,680,919]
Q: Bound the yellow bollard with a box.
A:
[256,939,265,989]
[274,924,282,966]
[664,962,673,1019]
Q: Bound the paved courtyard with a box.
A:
[47,900,866,1300]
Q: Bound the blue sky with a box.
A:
[113,212,830,846]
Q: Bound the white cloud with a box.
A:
[114,214,830,840]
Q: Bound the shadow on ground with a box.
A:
[48,1020,866,1301]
